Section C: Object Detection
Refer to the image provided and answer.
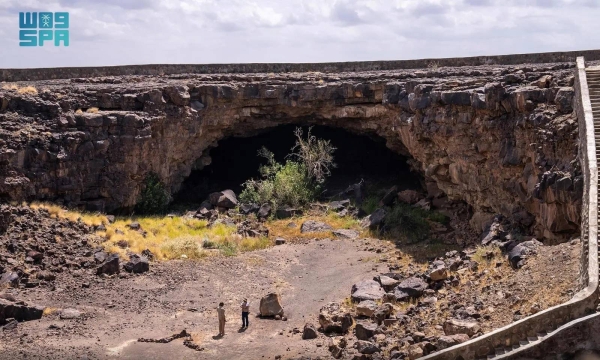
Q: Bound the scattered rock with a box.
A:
[302,323,318,340]
[239,203,259,215]
[332,229,359,239]
[443,319,480,337]
[275,238,286,245]
[301,220,333,233]
[319,303,353,334]
[0,298,44,324]
[257,204,272,218]
[356,340,381,354]
[96,253,120,276]
[393,277,428,301]
[437,334,470,349]
[329,199,350,211]
[377,275,400,292]
[356,300,378,317]
[355,321,377,340]
[59,308,82,320]
[429,261,448,281]
[351,280,385,302]
[360,208,386,228]
[123,254,149,273]
[276,205,300,219]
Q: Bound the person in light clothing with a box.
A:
[217,302,226,336]
[240,298,250,328]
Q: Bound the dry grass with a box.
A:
[30,202,108,226]
[75,109,83,114]
[1,84,38,95]
[86,107,99,113]
[43,307,58,316]
[1,83,18,91]
[265,212,363,242]
[17,86,38,95]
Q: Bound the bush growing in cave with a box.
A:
[135,173,171,214]
[240,128,336,211]
[383,203,450,241]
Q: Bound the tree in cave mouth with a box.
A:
[174,125,423,205]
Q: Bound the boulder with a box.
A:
[275,238,286,245]
[393,277,428,301]
[360,208,386,228]
[398,190,420,204]
[351,280,385,302]
[259,293,284,317]
[373,303,394,325]
[508,239,542,268]
[276,205,300,219]
[319,303,353,334]
[198,200,213,212]
[443,319,480,337]
[407,344,424,360]
[329,199,350,211]
[378,275,400,291]
[332,229,359,239]
[0,298,44,324]
[128,222,141,230]
[208,190,238,209]
[123,254,149,273]
[59,308,82,320]
[355,320,377,340]
[0,272,19,288]
[257,203,272,218]
[239,203,259,215]
[437,334,469,349]
[301,220,333,233]
[302,323,318,340]
[96,253,120,275]
[428,260,448,281]
[555,87,574,114]
[356,300,378,317]
[94,251,108,264]
[356,340,380,354]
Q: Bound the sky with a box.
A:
[0,0,599,68]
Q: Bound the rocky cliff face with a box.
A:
[0,62,587,242]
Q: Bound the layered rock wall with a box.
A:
[0,61,588,241]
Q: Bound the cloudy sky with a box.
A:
[0,0,598,68]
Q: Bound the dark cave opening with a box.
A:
[174,125,424,205]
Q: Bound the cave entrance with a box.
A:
[173,125,423,206]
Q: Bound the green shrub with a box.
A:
[360,195,379,215]
[240,128,335,213]
[135,173,170,214]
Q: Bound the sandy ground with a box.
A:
[1,238,390,360]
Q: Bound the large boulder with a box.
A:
[239,203,259,215]
[443,319,480,337]
[351,280,385,302]
[208,190,238,209]
[318,302,353,334]
[257,203,272,218]
[96,253,120,275]
[301,220,333,233]
[276,205,300,219]
[259,293,284,317]
[123,254,149,273]
[393,277,428,301]
[377,275,400,291]
[0,272,19,288]
[360,208,386,228]
[329,199,350,211]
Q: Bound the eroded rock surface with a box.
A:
[0,62,589,241]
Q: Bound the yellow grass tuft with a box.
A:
[17,86,38,95]
[75,109,83,114]
[265,212,363,242]
[43,307,58,316]
[86,107,99,113]
[1,83,18,91]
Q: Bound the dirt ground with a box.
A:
[0,235,581,360]
[1,238,391,360]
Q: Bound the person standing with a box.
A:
[217,302,226,336]
[240,298,250,328]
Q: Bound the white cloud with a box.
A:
[0,0,598,68]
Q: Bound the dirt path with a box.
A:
[2,238,390,360]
